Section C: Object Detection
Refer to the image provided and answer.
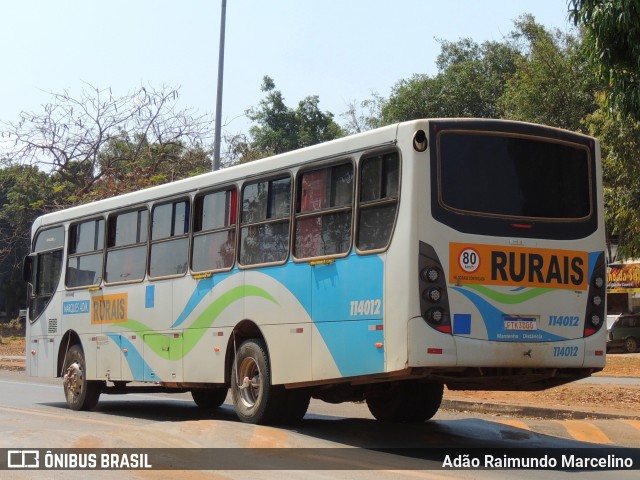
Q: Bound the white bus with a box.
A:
[24,119,606,424]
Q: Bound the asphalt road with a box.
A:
[0,370,638,479]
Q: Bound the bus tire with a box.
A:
[625,337,638,354]
[366,382,443,422]
[62,345,102,411]
[231,339,283,424]
[191,388,228,408]
[279,388,311,424]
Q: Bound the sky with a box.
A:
[0,0,576,141]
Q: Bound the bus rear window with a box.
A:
[430,121,598,240]
[437,131,591,220]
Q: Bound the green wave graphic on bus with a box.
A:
[114,285,278,360]
[465,284,553,304]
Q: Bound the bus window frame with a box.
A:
[104,205,150,285]
[238,172,293,269]
[65,216,106,290]
[148,196,191,280]
[292,157,356,263]
[354,148,402,256]
[191,185,238,275]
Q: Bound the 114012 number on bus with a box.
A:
[553,346,579,357]
[350,299,382,316]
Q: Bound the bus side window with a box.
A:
[105,209,148,283]
[357,152,400,252]
[192,188,236,272]
[66,218,104,288]
[149,199,190,278]
[240,176,291,266]
[294,162,354,259]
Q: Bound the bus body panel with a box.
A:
[24,119,606,410]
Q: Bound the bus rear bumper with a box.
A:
[407,317,606,391]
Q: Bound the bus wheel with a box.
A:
[279,388,311,424]
[191,388,228,408]
[62,345,102,411]
[366,382,443,422]
[625,337,638,354]
[231,339,283,424]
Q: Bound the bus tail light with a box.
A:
[584,253,606,337]
[419,242,451,333]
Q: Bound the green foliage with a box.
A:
[584,96,640,260]
[500,15,597,130]
[245,76,344,158]
[0,165,56,316]
[379,38,520,124]
[570,0,640,120]
[91,132,211,200]
[369,16,598,132]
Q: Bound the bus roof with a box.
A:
[32,121,405,231]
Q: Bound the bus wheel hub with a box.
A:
[64,361,83,395]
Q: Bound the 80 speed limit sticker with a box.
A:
[458,247,480,273]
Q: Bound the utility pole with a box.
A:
[213,0,227,171]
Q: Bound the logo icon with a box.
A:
[8,450,40,469]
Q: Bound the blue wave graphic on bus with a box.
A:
[168,253,386,378]
[452,287,567,342]
[106,334,155,381]
[171,272,233,328]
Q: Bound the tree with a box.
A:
[89,133,211,200]
[584,97,640,261]
[570,0,640,120]
[0,165,56,317]
[500,15,597,130]
[378,38,520,124]
[1,84,213,202]
[0,85,214,318]
[341,94,384,135]
[245,76,343,159]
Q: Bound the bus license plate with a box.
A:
[504,317,538,331]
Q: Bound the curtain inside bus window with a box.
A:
[297,170,325,258]
[295,163,353,259]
